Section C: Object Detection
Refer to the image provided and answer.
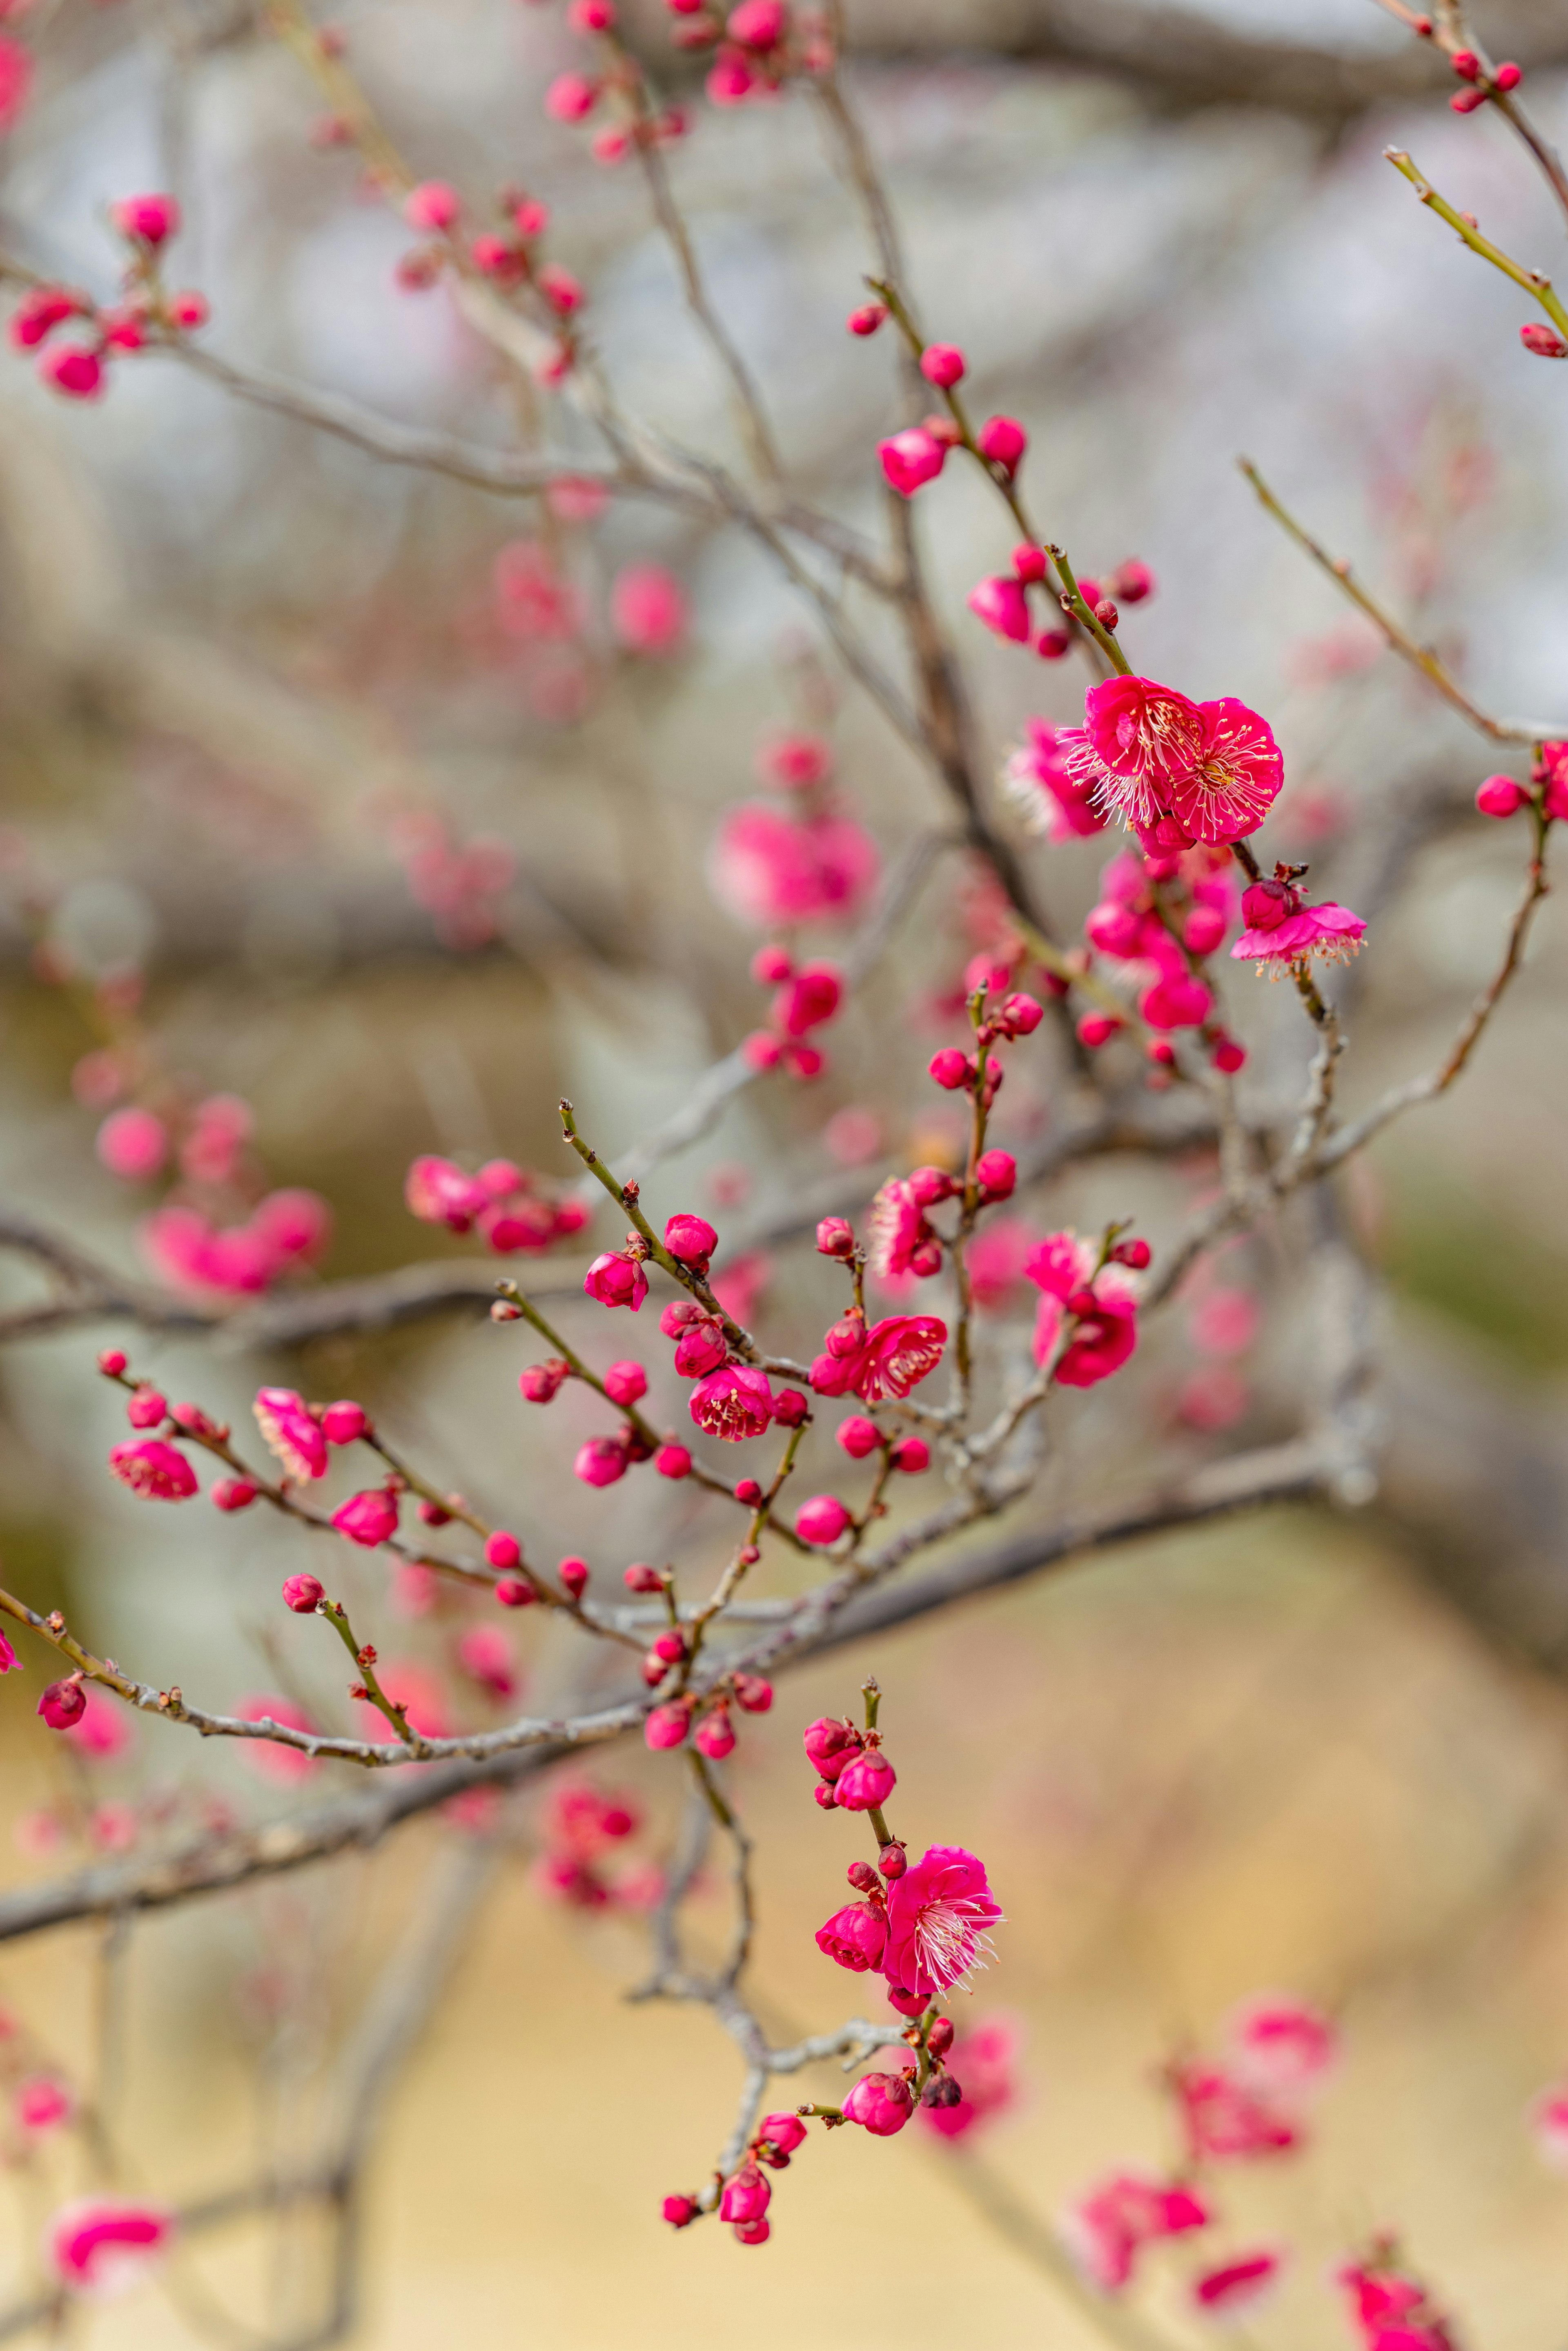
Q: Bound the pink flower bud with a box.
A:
[975,1148,1016,1201]
[847,301,888,336]
[878,427,947,497]
[110,193,179,245]
[96,1107,168,1183]
[664,1212,718,1263]
[283,1574,323,1613]
[735,1477,763,1505]
[623,1563,662,1594]
[813,1782,839,1809]
[1450,47,1481,78]
[1521,322,1568,357]
[546,70,600,120]
[773,962,842,1037]
[919,342,965,387]
[843,2071,915,2135]
[928,1048,969,1090]
[1077,578,1102,608]
[321,1400,369,1444]
[569,0,616,25]
[1094,597,1120,628]
[878,1841,907,1878]
[733,2217,770,2244]
[38,1679,87,1731]
[976,414,1027,473]
[661,1299,704,1337]
[496,1578,535,1607]
[1212,1036,1247,1075]
[695,1704,736,1758]
[211,1477,257,1511]
[1477,773,1528,816]
[1450,85,1485,110]
[403,181,460,231]
[742,1030,783,1071]
[1495,60,1521,88]
[816,1216,855,1257]
[584,1252,648,1311]
[39,345,105,400]
[643,1648,672,1685]
[1140,972,1214,1032]
[796,1493,851,1546]
[757,2112,806,2155]
[645,1698,693,1749]
[893,1437,930,1473]
[751,943,793,984]
[662,2194,700,2228]
[1077,1013,1123,1050]
[719,2162,771,2224]
[836,1416,880,1459]
[485,1531,522,1571]
[331,1487,400,1547]
[520,1359,570,1404]
[575,1436,629,1488]
[656,1443,693,1479]
[97,1350,129,1377]
[1184,903,1228,955]
[803,1716,858,1779]
[733,1672,773,1712]
[967,574,1031,644]
[835,1746,896,1810]
[1112,1237,1152,1270]
[772,1387,809,1428]
[125,1387,166,1430]
[728,0,784,40]
[559,1556,590,1598]
[602,1360,648,1408]
[1036,627,1071,660]
[1112,559,1155,604]
[997,992,1044,1036]
[1013,544,1047,581]
[109,1440,198,1500]
[816,1899,888,1971]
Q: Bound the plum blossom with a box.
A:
[1225,1994,1336,2090]
[1171,2060,1299,2159]
[815,1901,888,1972]
[1191,2250,1285,2317]
[1231,891,1365,973]
[689,1362,775,1440]
[1062,2172,1209,2292]
[0,1625,19,1674]
[583,1251,648,1311]
[842,2071,915,2135]
[107,1439,198,1500]
[1024,1232,1140,1388]
[1002,719,1107,842]
[710,804,880,929]
[254,1387,328,1482]
[882,1845,1004,1999]
[1060,676,1283,843]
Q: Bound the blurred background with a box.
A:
[2,0,1568,2342]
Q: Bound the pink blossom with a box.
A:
[602,1359,647,1407]
[321,1399,369,1445]
[1167,698,1284,843]
[815,1900,888,1972]
[330,1487,400,1548]
[1025,1232,1139,1388]
[237,1696,320,1783]
[1062,2172,1209,2292]
[1231,898,1365,972]
[37,1679,86,1730]
[975,414,1026,472]
[1191,2250,1284,2316]
[718,2162,771,2224]
[1003,719,1107,841]
[109,194,180,245]
[664,1211,717,1263]
[967,1219,1033,1308]
[846,1314,947,1403]
[575,1435,630,1487]
[96,1106,168,1183]
[1140,971,1213,1030]
[645,1698,693,1749]
[866,1178,930,1279]
[673,1315,728,1378]
[1172,2061,1299,2160]
[878,428,947,496]
[611,563,686,654]
[47,2198,172,2295]
[773,961,843,1035]
[883,1845,1003,1997]
[842,2070,915,2135]
[1060,677,1282,842]
[710,804,879,928]
[250,1188,332,1267]
[0,1625,17,1675]
[546,69,600,120]
[405,1154,490,1232]
[920,2015,1021,2141]
[967,575,1031,643]
[689,1362,775,1440]
[108,1439,198,1500]
[0,37,29,132]
[803,1716,858,1779]
[757,731,832,789]
[796,1493,852,1546]
[16,2075,72,2133]
[403,180,460,231]
[835,1745,896,1809]
[583,1251,648,1311]
[39,346,104,400]
[254,1387,328,1482]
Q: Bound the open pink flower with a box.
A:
[405,1154,491,1232]
[1226,1995,1336,2090]
[1002,720,1107,842]
[920,2015,1022,2142]
[1172,2061,1299,2160]
[1062,2173,1209,2293]
[866,1179,931,1280]
[254,1387,327,1482]
[1060,677,1282,842]
[883,1845,1004,1998]
[1231,898,1365,972]
[689,1362,775,1440]
[107,1440,198,1500]
[1167,697,1283,843]
[48,2199,173,2295]
[847,1314,947,1403]
[1024,1232,1140,1388]
[0,1625,18,1674]
[710,805,880,929]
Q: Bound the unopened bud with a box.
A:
[1450,85,1485,111]
[1521,322,1568,358]
[816,1216,855,1257]
[927,2015,955,2057]
[283,1574,324,1613]
[846,1859,880,1892]
[1494,59,1521,89]
[878,1841,907,1879]
[1093,597,1119,628]
[624,1562,665,1593]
